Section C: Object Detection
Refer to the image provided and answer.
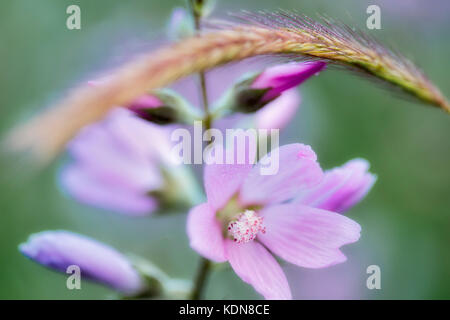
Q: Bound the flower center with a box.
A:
[227,210,266,244]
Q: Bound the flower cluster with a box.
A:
[19,4,376,300]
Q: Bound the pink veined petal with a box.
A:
[327,159,376,213]
[295,158,376,213]
[255,89,301,130]
[225,239,292,300]
[203,143,255,211]
[186,203,226,262]
[239,143,323,206]
[258,203,361,269]
[60,164,157,216]
[294,165,349,207]
[204,163,252,211]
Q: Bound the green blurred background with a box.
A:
[0,0,449,299]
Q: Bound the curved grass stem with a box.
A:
[6,11,449,162]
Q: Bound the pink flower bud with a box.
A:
[88,79,176,124]
[127,94,166,122]
[251,62,326,102]
[19,231,144,295]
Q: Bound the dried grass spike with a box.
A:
[5,11,449,163]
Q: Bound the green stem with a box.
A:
[188,0,213,300]
[190,257,211,300]
[190,0,211,131]
[199,72,211,131]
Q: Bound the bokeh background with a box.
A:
[0,0,449,299]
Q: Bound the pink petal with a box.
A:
[225,239,291,300]
[255,89,301,130]
[258,203,361,268]
[239,144,323,206]
[60,164,157,215]
[296,158,376,213]
[203,145,255,211]
[104,109,174,163]
[186,203,226,262]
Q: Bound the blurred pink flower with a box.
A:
[255,88,301,130]
[20,230,144,295]
[295,158,377,213]
[187,144,362,299]
[60,108,175,215]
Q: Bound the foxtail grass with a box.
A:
[5,11,449,162]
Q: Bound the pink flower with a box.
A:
[295,158,377,213]
[255,89,301,130]
[251,62,326,102]
[60,108,175,215]
[187,144,362,299]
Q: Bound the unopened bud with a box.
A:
[128,89,200,125]
[190,0,215,19]
[88,80,199,125]
[213,62,326,117]
[251,61,326,102]
[19,231,145,296]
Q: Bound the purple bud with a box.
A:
[129,93,192,124]
[19,231,144,295]
[251,62,326,102]
[89,79,179,125]
[127,94,168,123]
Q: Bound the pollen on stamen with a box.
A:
[228,210,266,244]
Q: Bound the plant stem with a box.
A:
[188,1,213,300]
[190,257,211,300]
[190,0,211,131]
[199,72,211,130]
